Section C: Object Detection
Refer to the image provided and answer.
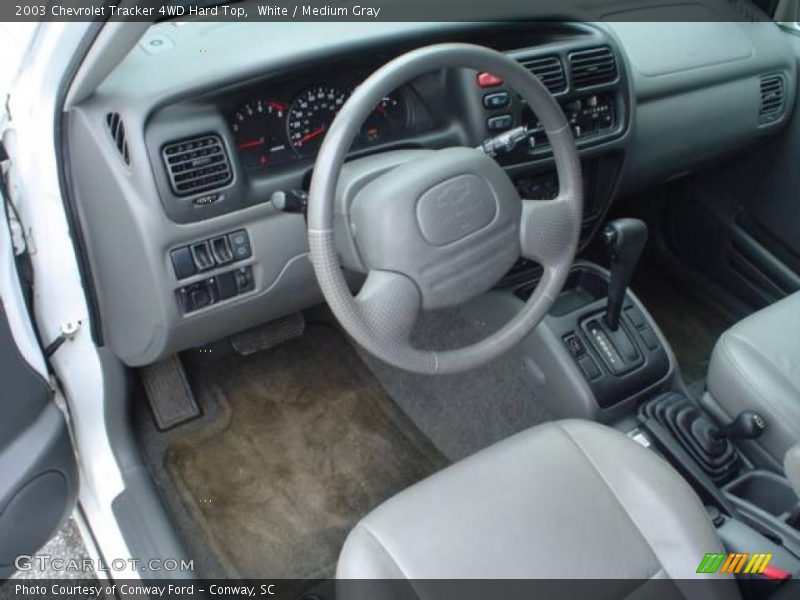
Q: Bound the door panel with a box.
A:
[0,187,77,578]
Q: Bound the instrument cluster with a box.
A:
[229,82,408,173]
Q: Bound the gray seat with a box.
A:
[706,292,800,465]
[337,420,737,598]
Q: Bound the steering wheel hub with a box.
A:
[349,147,521,309]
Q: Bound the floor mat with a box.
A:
[165,325,447,579]
[631,262,735,389]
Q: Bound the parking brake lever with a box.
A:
[603,218,648,331]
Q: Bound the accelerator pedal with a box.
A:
[141,355,200,431]
[231,313,305,356]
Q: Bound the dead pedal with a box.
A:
[231,313,305,356]
[141,355,200,431]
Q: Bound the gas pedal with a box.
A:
[141,355,200,431]
[231,313,305,356]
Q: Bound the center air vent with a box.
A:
[162,134,232,197]
[568,47,618,89]
[105,112,130,165]
[759,75,785,123]
[518,55,566,94]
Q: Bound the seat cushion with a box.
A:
[337,420,737,598]
[707,292,800,464]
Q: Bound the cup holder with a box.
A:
[725,470,800,520]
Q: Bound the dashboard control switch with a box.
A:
[578,355,601,381]
[486,114,513,132]
[190,241,215,271]
[624,305,646,329]
[189,285,212,310]
[228,229,252,261]
[563,334,585,358]
[171,246,196,280]
[476,72,503,88]
[215,271,238,300]
[179,280,216,313]
[483,92,510,109]
[638,326,659,351]
[210,236,234,265]
[235,266,254,293]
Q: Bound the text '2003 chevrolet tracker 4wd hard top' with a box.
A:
[2,1,800,598]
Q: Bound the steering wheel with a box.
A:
[307,43,582,374]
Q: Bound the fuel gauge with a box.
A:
[361,93,406,145]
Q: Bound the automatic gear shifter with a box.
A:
[603,219,648,331]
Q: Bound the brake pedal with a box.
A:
[231,313,305,356]
[141,355,200,431]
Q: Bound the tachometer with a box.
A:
[231,100,292,171]
[287,85,348,155]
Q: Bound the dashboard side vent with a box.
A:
[759,75,785,123]
[162,134,232,196]
[518,55,567,94]
[568,47,618,89]
[105,112,130,165]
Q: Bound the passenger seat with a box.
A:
[705,292,800,466]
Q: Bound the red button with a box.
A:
[477,72,503,88]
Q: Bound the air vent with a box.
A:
[569,47,618,89]
[759,75,784,123]
[518,55,567,94]
[105,112,130,165]
[162,134,232,196]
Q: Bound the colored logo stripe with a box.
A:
[697,552,773,574]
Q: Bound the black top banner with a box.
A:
[0,0,781,23]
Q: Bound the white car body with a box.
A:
[2,22,136,579]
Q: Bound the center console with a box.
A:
[491,214,800,595]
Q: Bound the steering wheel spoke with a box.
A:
[519,195,581,268]
[355,270,421,345]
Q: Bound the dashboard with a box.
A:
[67,16,797,367]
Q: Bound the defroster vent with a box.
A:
[106,112,130,165]
[162,134,232,196]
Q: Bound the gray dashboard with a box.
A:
[66,14,796,366]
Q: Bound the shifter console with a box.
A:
[640,393,741,485]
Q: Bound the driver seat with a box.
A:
[337,419,739,598]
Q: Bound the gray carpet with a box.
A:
[356,306,553,462]
[165,325,447,579]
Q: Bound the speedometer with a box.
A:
[287,85,348,155]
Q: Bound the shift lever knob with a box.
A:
[711,410,767,441]
[603,218,648,330]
